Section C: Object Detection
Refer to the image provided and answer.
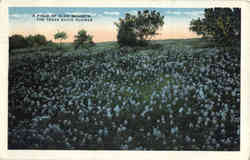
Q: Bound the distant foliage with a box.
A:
[190,8,240,50]
[9,34,49,52]
[54,31,68,48]
[115,10,164,47]
[74,29,95,50]
[9,34,28,51]
[26,34,48,47]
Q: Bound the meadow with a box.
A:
[8,38,240,150]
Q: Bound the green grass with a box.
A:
[152,38,214,49]
[10,38,212,58]
[181,38,215,48]
[136,75,173,101]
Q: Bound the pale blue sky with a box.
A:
[9,7,205,42]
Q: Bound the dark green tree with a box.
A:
[54,31,67,48]
[26,34,47,47]
[115,10,164,46]
[74,29,95,50]
[190,8,241,50]
[116,16,137,47]
[9,34,28,51]
[33,34,47,46]
[25,35,36,47]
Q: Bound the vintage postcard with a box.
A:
[1,0,249,160]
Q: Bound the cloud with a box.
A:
[9,14,22,18]
[165,11,182,15]
[34,12,55,16]
[65,12,97,17]
[127,10,138,15]
[183,11,204,17]
[9,12,57,19]
[103,11,120,16]
[165,10,204,17]
[9,14,31,20]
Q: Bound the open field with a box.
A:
[8,38,240,150]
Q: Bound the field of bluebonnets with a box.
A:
[8,39,240,150]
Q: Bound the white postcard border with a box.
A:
[0,1,249,160]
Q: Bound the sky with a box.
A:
[9,7,205,42]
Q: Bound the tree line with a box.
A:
[9,29,95,51]
[9,34,48,51]
[9,8,240,52]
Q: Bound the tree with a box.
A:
[26,34,47,47]
[25,35,36,47]
[116,18,137,47]
[9,34,28,51]
[74,29,95,50]
[54,31,67,48]
[190,8,240,50]
[33,34,47,46]
[115,10,164,46]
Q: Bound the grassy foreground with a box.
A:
[8,38,240,150]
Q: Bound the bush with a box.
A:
[9,34,48,51]
[33,34,47,46]
[115,10,164,47]
[25,35,35,48]
[74,29,95,50]
[26,34,48,48]
[9,34,28,51]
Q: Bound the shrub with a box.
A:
[33,34,47,46]
[25,35,36,48]
[115,10,164,47]
[9,34,28,51]
[25,34,47,48]
[74,29,95,50]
